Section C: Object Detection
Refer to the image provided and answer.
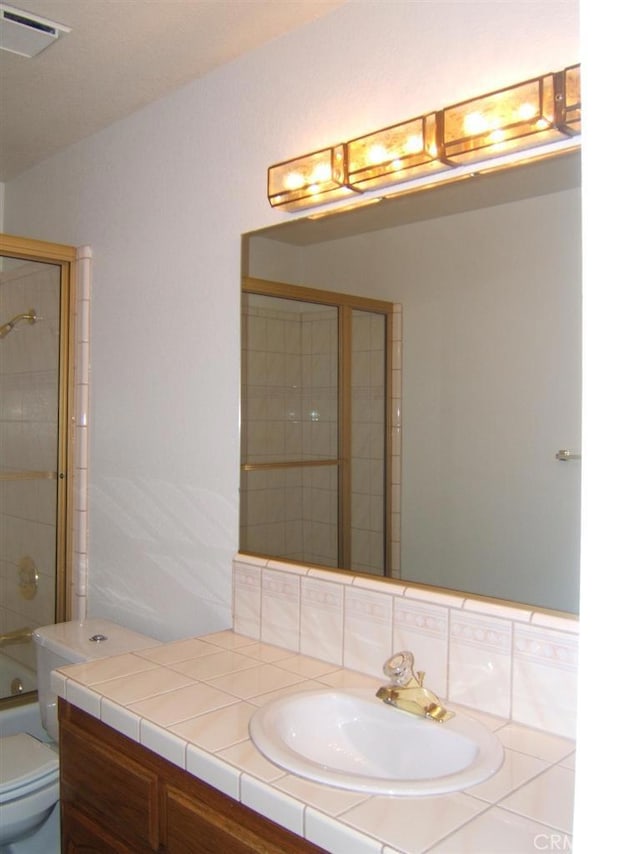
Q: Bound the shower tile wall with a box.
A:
[351,310,386,576]
[301,307,338,565]
[0,261,60,669]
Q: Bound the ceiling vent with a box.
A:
[0,3,70,58]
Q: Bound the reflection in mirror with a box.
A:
[240,284,395,576]
[241,150,581,614]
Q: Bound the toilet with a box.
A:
[0,618,158,853]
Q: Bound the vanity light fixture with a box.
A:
[442,68,580,164]
[267,63,580,212]
[558,64,581,134]
[346,113,450,191]
[267,144,360,211]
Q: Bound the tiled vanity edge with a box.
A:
[233,554,578,739]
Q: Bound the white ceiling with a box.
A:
[0,0,347,182]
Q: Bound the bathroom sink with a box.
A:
[249,688,504,796]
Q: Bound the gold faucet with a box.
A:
[376,651,454,723]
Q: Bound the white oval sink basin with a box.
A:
[249,688,504,796]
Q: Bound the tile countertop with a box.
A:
[52,630,575,854]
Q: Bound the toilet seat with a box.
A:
[0,733,59,803]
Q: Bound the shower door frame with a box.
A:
[0,233,77,622]
[241,276,394,575]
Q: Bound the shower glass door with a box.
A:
[240,281,393,574]
[0,248,69,703]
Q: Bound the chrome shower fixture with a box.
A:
[0,308,39,338]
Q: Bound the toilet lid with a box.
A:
[0,733,59,800]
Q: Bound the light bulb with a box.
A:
[404,134,423,154]
[518,102,537,121]
[368,144,387,165]
[311,163,332,183]
[284,172,304,190]
[463,112,488,135]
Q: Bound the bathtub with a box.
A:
[0,653,37,697]
[0,654,44,740]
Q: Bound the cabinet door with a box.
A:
[60,701,324,854]
[62,801,155,853]
[60,708,160,850]
[164,782,323,854]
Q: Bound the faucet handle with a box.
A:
[383,651,415,686]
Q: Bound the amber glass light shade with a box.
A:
[442,74,572,165]
[346,114,450,190]
[266,64,581,212]
[268,145,357,210]
[558,64,581,134]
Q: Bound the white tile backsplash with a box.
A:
[261,567,301,649]
[300,576,344,664]
[344,585,393,676]
[512,623,579,738]
[233,554,579,737]
[448,611,512,718]
[392,596,449,697]
[233,558,263,638]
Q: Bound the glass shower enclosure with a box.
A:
[0,238,73,705]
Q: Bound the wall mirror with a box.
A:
[240,149,582,614]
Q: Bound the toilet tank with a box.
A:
[33,618,159,741]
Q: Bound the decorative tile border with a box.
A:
[232,553,578,738]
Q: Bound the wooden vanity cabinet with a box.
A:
[58,699,325,853]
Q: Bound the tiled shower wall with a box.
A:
[241,296,401,576]
[350,309,385,575]
[233,553,579,740]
